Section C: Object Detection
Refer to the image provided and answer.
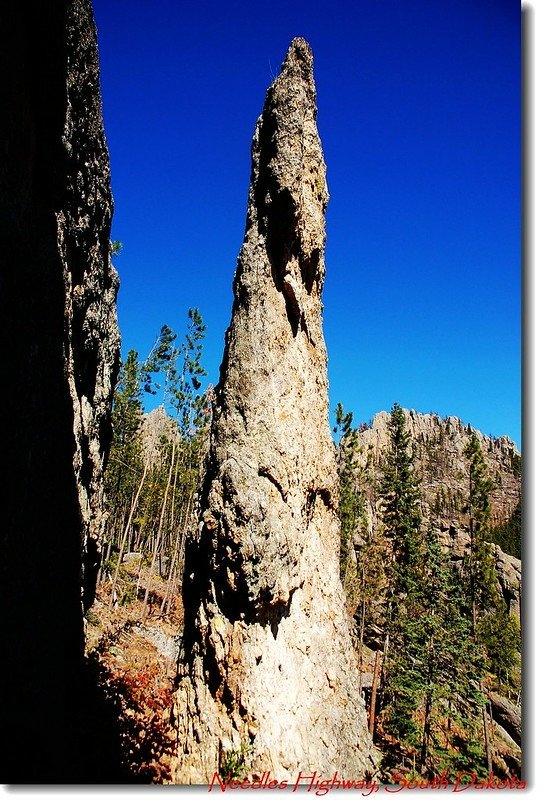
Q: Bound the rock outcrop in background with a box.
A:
[175,38,376,783]
[1,0,119,781]
[340,409,521,773]
[354,411,520,526]
[140,405,182,467]
[347,410,521,618]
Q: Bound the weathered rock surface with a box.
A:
[140,405,182,467]
[348,410,521,617]
[1,0,119,781]
[491,544,521,618]
[489,692,521,748]
[435,524,521,618]
[175,38,376,783]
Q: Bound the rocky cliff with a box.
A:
[348,410,521,617]
[140,405,182,467]
[175,38,377,783]
[1,0,119,781]
[356,410,520,526]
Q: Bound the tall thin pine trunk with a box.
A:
[369,650,381,739]
[109,462,149,607]
[144,442,176,608]
[359,599,366,672]
[482,689,492,773]
[165,495,194,615]
[161,494,191,614]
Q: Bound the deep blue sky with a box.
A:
[93,0,521,447]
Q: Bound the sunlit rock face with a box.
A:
[175,37,376,784]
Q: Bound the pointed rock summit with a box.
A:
[175,38,376,782]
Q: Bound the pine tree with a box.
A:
[462,433,520,769]
[379,409,488,777]
[356,520,389,664]
[382,520,487,777]
[169,307,207,436]
[141,324,178,398]
[106,349,144,512]
[103,349,146,601]
[487,501,521,559]
[334,404,365,589]
[378,405,423,754]
[139,309,210,611]
[462,434,520,672]
[417,526,486,776]
[101,310,211,614]
[477,606,520,688]
[334,405,392,670]
[380,403,422,602]
[463,434,498,631]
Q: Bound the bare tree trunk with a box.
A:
[169,446,182,529]
[109,462,148,607]
[160,494,191,614]
[420,619,435,770]
[99,496,127,585]
[482,689,493,773]
[420,688,433,770]
[166,495,195,615]
[369,650,381,739]
[144,443,176,608]
[468,472,477,638]
[160,532,181,615]
[359,599,366,669]
[135,551,145,600]
[381,629,390,698]
[96,525,117,587]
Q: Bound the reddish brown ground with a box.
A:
[85,560,182,782]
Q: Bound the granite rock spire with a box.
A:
[175,38,376,783]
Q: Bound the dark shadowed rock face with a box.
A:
[175,38,376,783]
[0,0,119,781]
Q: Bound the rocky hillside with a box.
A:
[338,408,522,777]
[354,410,520,528]
[348,409,521,617]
